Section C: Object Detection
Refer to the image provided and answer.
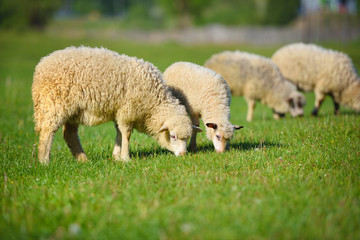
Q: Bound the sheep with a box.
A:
[32,46,200,164]
[272,43,360,115]
[163,62,243,153]
[204,51,306,122]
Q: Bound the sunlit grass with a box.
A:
[0,31,359,240]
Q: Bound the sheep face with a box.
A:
[288,92,306,117]
[157,115,193,156]
[206,122,243,153]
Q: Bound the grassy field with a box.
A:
[0,30,359,239]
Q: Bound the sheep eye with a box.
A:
[216,135,221,140]
[289,100,295,108]
[170,135,176,140]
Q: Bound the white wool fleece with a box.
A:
[205,51,305,121]
[272,43,360,112]
[32,46,193,163]
[164,61,242,153]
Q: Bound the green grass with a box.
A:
[0,30,360,240]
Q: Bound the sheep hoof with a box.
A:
[113,154,130,162]
[119,155,131,163]
[76,153,88,163]
[39,159,50,165]
[189,147,197,153]
[273,114,280,120]
[112,154,121,161]
[311,108,319,116]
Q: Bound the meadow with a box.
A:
[0,30,359,239]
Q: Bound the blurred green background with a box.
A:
[0,0,303,29]
[1,0,360,45]
[0,0,358,29]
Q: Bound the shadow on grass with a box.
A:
[130,147,172,159]
[90,140,284,162]
[230,140,284,151]
[193,140,284,153]
[310,109,359,117]
[337,110,360,116]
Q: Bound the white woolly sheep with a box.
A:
[204,51,306,122]
[272,43,360,115]
[32,46,199,164]
[163,62,243,153]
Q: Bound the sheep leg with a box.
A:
[334,102,340,115]
[112,122,122,160]
[312,90,326,116]
[118,123,132,162]
[330,95,340,115]
[63,122,88,162]
[189,115,200,152]
[38,128,56,164]
[245,98,256,122]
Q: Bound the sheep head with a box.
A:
[156,115,198,156]
[206,122,243,153]
[288,91,306,117]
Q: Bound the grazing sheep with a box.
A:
[32,46,199,164]
[272,43,360,115]
[163,62,243,153]
[204,51,305,122]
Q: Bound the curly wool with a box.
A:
[32,46,192,160]
[204,51,303,116]
[164,61,234,139]
[272,43,360,111]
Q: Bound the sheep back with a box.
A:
[163,61,231,122]
[205,51,295,113]
[32,46,182,134]
[272,43,359,95]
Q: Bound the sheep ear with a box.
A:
[157,124,168,133]
[192,125,203,132]
[206,123,217,130]
[234,125,244,130]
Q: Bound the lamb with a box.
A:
[204,51,306,122]
[272,43,360,115]
[163,62,243,153]
[32,46,200,164]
